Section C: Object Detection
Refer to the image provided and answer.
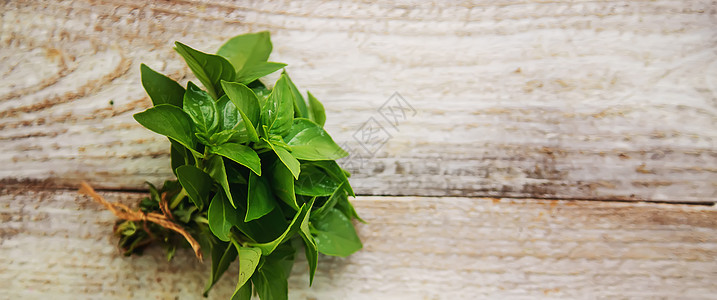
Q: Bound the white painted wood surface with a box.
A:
[1,0,715,201]
[2,1,717,299]
[2,189,717,299]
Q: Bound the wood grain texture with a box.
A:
[1,0,716,202]
[1,189,716,299]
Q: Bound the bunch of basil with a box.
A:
[117,32,363,300]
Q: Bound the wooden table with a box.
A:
[2,1,716,299]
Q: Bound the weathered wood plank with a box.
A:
[1,0,716,202]
[1,189,716,299]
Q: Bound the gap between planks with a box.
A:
[2,183,713,207]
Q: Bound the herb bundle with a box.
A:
[86,32,363,299]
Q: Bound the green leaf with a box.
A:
[207,191,234,241]
[270,158,298,210]
[225,162,248,184]
[217,31,273,73]
[209,129,240,146]
[239,109,259,142]
[183,82,219,136]
[204,241,238,296]
[294,163,339,197]
[140,64,185,107]
[311,183,346,221]
[246,172,276,222]
[221,81,260,126]
[211,142,261,176]
[283,71,308,118]
[236,62,286,84]
[230,281,251,300]
[225,186,286,243]
[261,74,294,137]
[195,222,215,260]
[267,139,300,179]
[216,95,240,131]
[285,118,347,161]
[206,156,234,207]
[209,187,286,245]
[310,160,355,197]
[221,81,261,142]
[336,194,365,223]
[133,104,200,157]
[176,165,213,209]
[235,246,262,291]
[174,41,235,99]
[249,197,314,255]
[307,91,325,127]
[251,242,295,300]
[299,197,318,285]
[249,80,271,101]
[170,140,194,174]
[312,208,362,257]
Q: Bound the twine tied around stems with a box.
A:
[79,181,203,262]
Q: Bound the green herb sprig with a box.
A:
[111,31,363,300]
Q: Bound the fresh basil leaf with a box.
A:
[225,162,248,184]
[216,95,240,131]
[266,139,300,179]
[268,133,291,150]
[221,81,261,142]
[309,160,355,197]
[174,41,235,99]
[236,62,286,84]
[246,172,276,222]
[207,191,234,241]
[299,196,318,286]
[282,71,308,118]
[140,64,185,107]
[203,241,238,296]
[133,104,200,157]
[226,185,286,243]
[251,242,295,300]
[211,142,261,176]
[170,140,189,175]
[183,82,219,136]
[312,208,362,257]
[261,74,294,137]
[206,155,234,207]
[249,80,271,101]
[217,31,273,73]
[285,118,347,161]
[252,265,289,300]
[161,179,182,195]
[234,246,262,291]
[249,197,314,255]
[230,281,251,300]
[234,209,286,244]
[270,158,298,210]
[242,110,261,142]
[193,223,214,259]
[311,182,346,221]
[208,129,235,145]
[294,163,339,197]
[307,91,326,127]
[221,81,260,126]
[176,165,213,210]
[336,194,365,223]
